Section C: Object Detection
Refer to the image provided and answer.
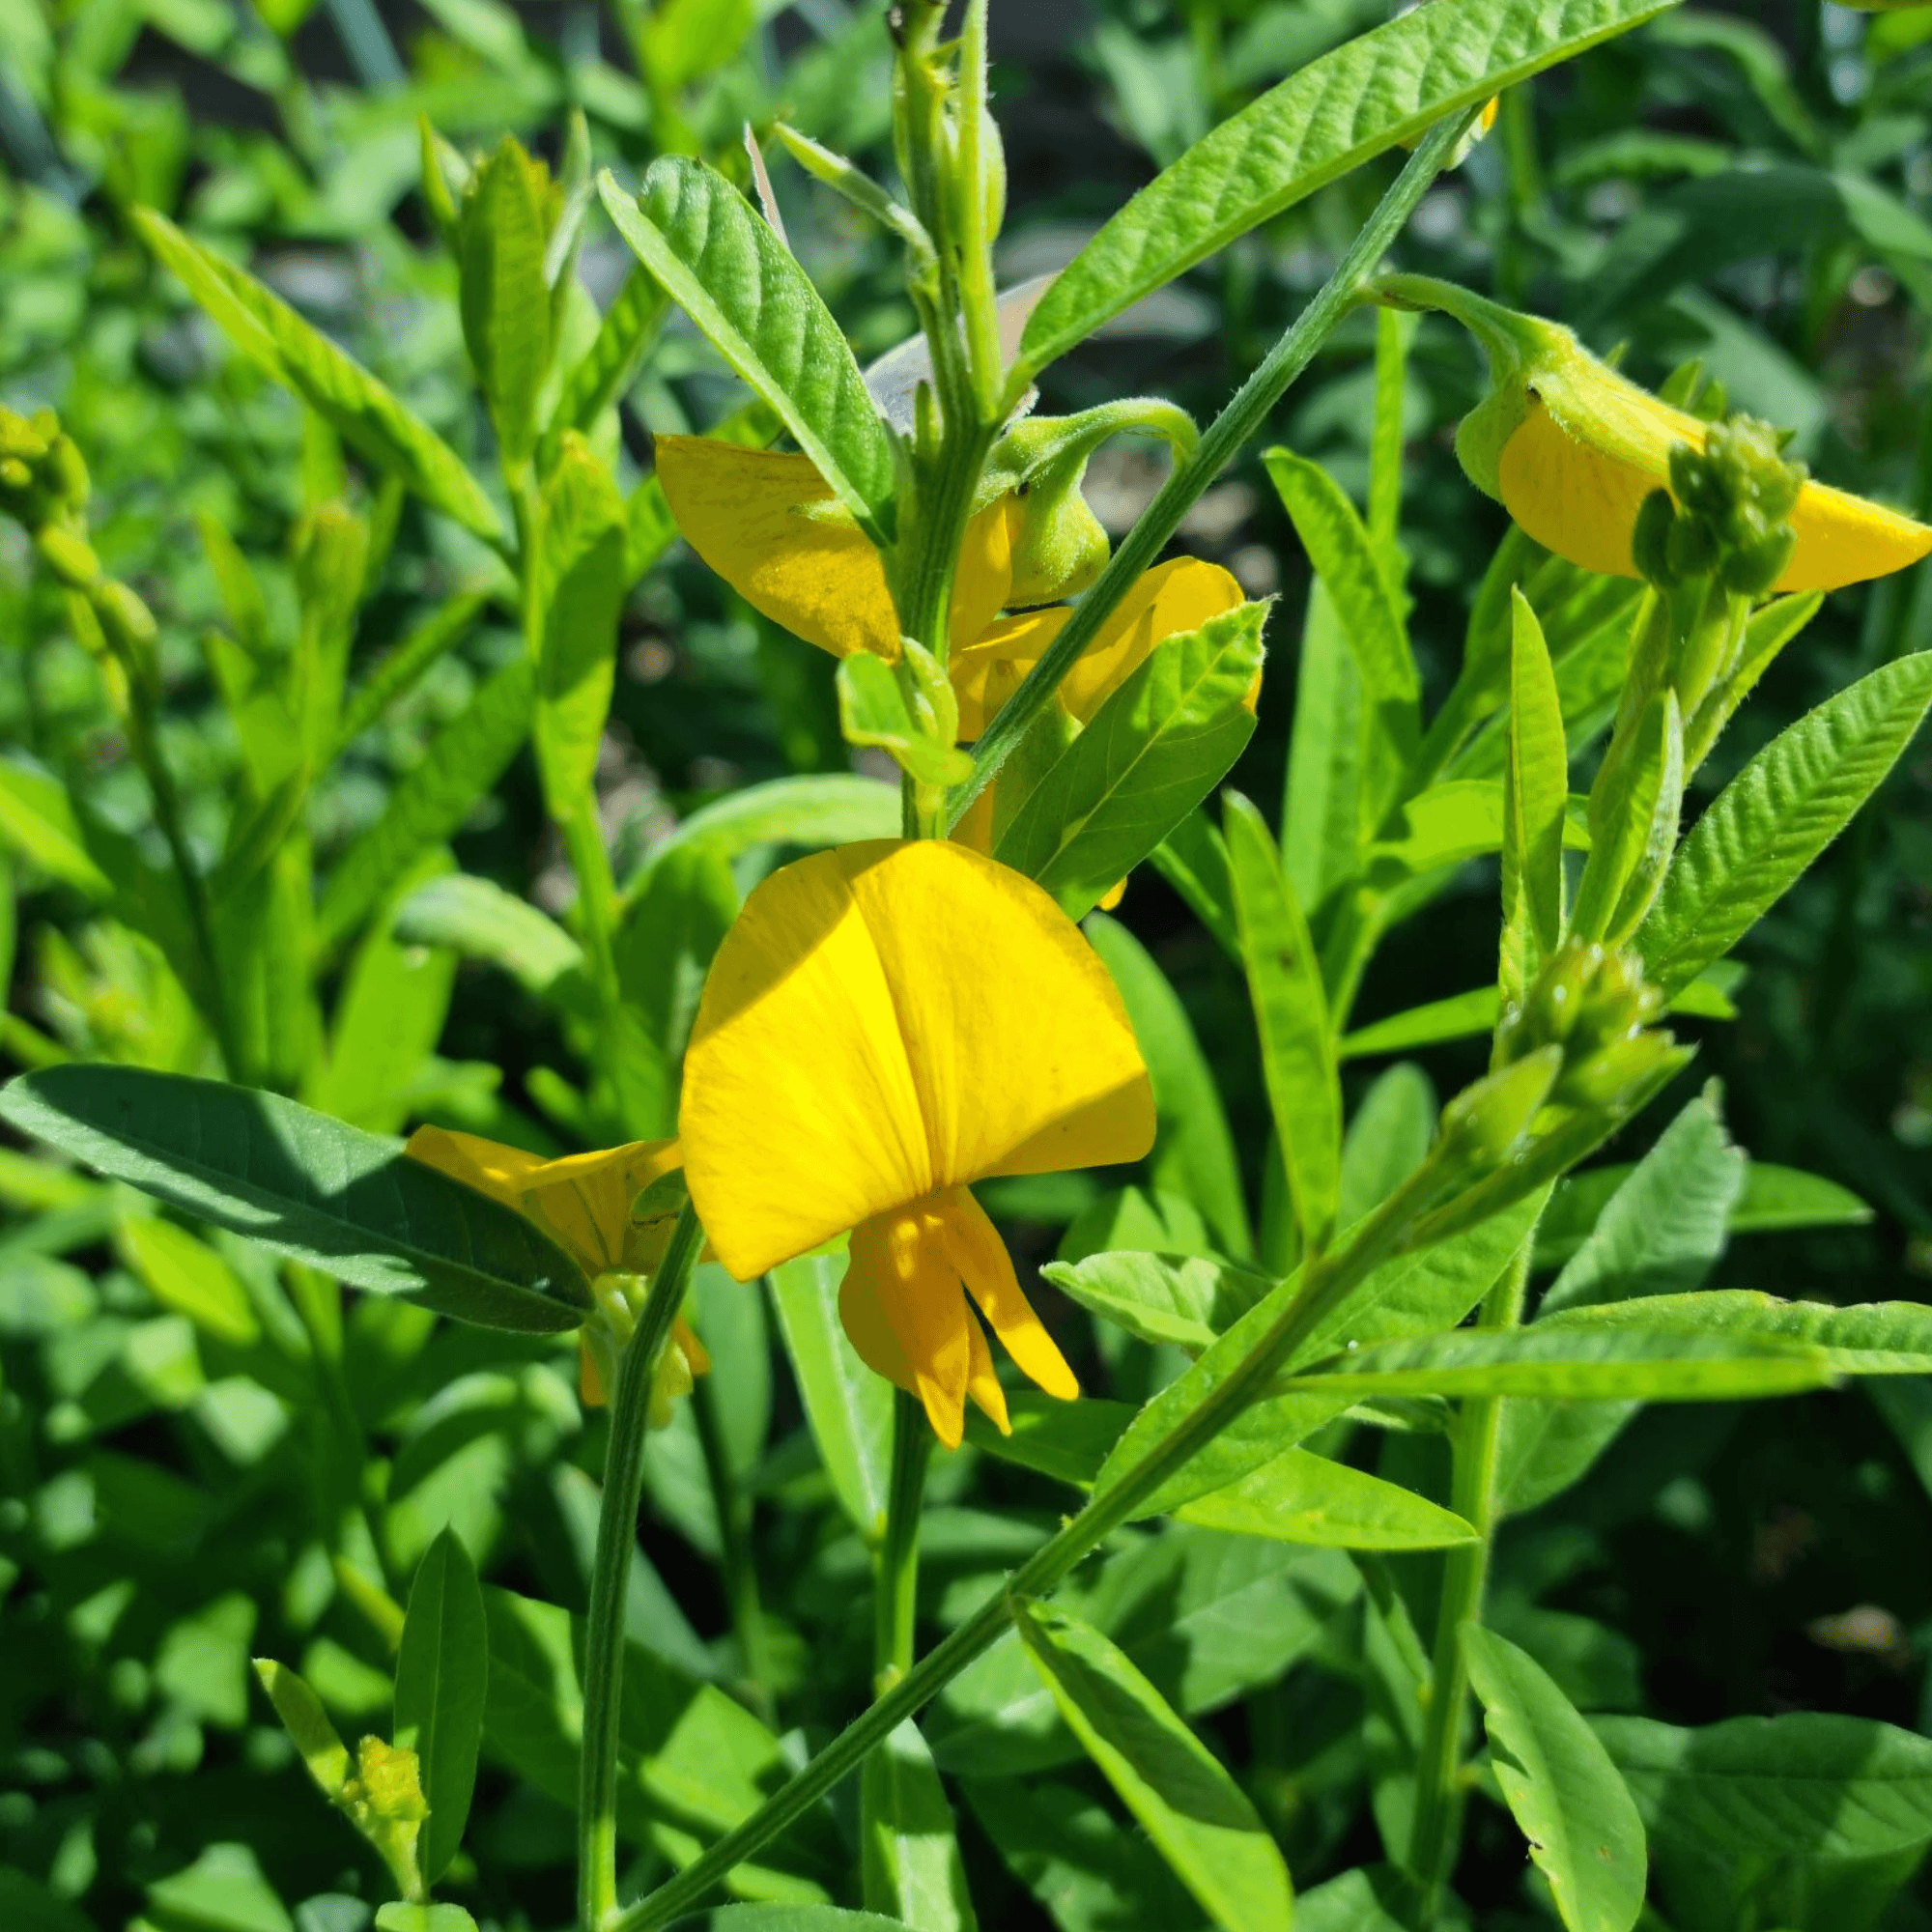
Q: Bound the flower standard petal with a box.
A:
[681,840,1155,1282]
[657,437,901,658]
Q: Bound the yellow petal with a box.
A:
[657,437,900,659]
[1500,389,1932,593]
[680,839,1155,1281]
[845,1203,973,1447]
[964,1310,1009,1435]
[657,437,1020,660]
[939,1185,1078,1401]
[403,1126,682,1279]
[948,557,1247,740]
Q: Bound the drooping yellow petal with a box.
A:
[939,1185,1078,1401]
[680,840,1154,1283]
[1499,386,1932,593]
[949,557,1248,739]
[403,1126,683,1279]
[657,436,1016,659]
[845,1202,974,1447]
[963,1310,1009,1435]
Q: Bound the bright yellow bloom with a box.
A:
[404,1127,710,1419]
[679,839,1154,1447]
[1379,275,1932,594]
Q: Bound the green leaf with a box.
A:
[1537,1159,1867,1265]
[996,602,1266,920]
[458,138,554,467]
[0,758,112,895]
[1367,781,1590,885]
[532,434,627,818]
[1547,1292,1932,1376]
[1096,1191,1544,1519]
[1179,1449,1476,1549]
[117,1214,261,1348]
[1463,1626,1647,1932]
[395,873,588,1015]
[965,1776,1210,1932]
[1593,1712,1932,1861]
[0,1066,591,1332]
[1504,587,1570,994]
[1149,808,1240,959]
[1012,1599,1293,1932]
[673,1911,909,1931]
[598,159,894,535]
[394,1529,488,1884]
[132,209,501,540]
[622,776,900,908]
[838,654,974,788]
[1044,1250,1272,1352]
[1543,1088,1745,1316]
[375,1908,480,1932]
[1339,1064,1437,1231]
[1342,985,1501,1061]
[1224,791,1341,1252]
[1015,0,1678,376]
[317,659,535,957]
[550,267,667,443]
[768,1246,894,1541]
[1575,688,1683,947]
[1282,582,1366,913]
[1265,450,1417,809]
[253,1658,351,1800]
[1084,916,1254,1259]
[333,593,488,758]
[860,1719,978,1932]
[1639,653,1932,996]
[1282,1322,1831,1401]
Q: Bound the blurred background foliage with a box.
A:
[8,2,1932,1928]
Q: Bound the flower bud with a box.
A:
[1632,490,1679,588]
[96,581,158,660]
[1550,1028,1680,1110]
[1720,525,1797,599]
[35,524,99,591]
[1439,1046,1564,1170]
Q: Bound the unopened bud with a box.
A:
[1720,525,1797,598]
[0,457,31,496]
[1551,1028,1679,1109]
[35,524,99,590]
[1632,490,1678,588]
[47,435,89,509]
[96,581,157,657]
[1440,1046,1563,1168]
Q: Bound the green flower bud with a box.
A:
[35,524,99,591]
[1720,525,1797,599]
[96,581,158,658]
[1550,1028,1679,1110]
[1632,490,1679,589]
[1439,1046,1564,1169]
[47,435,89,510]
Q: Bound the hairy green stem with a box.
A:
[691,1373,773,1719]
[950,109,1477,830]
[579,1204,705,1932]
[1406,1227,1539,1908]
[611,1152,1458,1932]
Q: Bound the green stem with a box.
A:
[1406,1227,1538,1910]
[873,1389,932,1686]
[691,1372,773,1720]
[579,1204,705,1932]
[610,1152,1458,1932]
[950,110,1477,830]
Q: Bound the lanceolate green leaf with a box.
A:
[532,434,627,819]
[1548,1292,1932,1377]
[1593,1712,1932,1862]
[1574,687,1683,946]
[1639,652,1932,996]
[1015,0,1680,378]
[996,602,1266,920]
[1281,1322,1831,1401]
[318,659,535,956]
[1463,1627,1647,1932]
[1282,582,1366,913]
[0,1067,591,1331]
[395,1529,489,1884]
[1224,792,1341,1253]
[1264,451,1418,808]
[1012,1600,1293,1932]
[458,139,554,468]
[1085,916,1255,1261]
[859,1720,977,1932]
[1178,1449,1477,1550]
[1505,587,1570,980]
[132,209,501,540]
[598,159,894,535]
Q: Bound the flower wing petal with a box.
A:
[943,1186,1078,1401]
[657,437,900,659]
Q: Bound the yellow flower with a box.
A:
[656,436,1248,885]
[403,1127,710,1419]
[1379,275,1932,594]
[678,839,1154,1447]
